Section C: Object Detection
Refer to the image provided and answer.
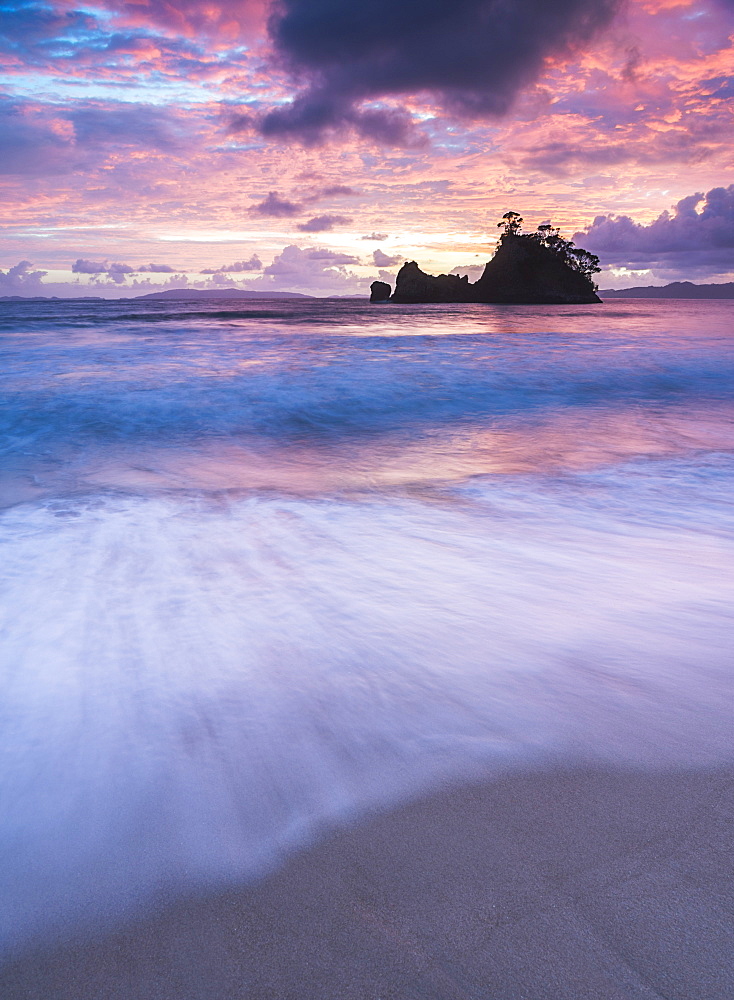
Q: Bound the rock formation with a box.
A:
[388,264,473,303]
[369,280,392,302]
[382,231,601,306]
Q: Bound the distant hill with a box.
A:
[601,282,734,299]
[134,288,311,300]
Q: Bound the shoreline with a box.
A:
[2,763,732,999]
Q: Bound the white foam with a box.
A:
[1,490,732,950]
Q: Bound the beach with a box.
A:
[3,766,733,999]
[1,297,732,995]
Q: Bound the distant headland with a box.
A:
[371,212,601,305]
[135,288,311,300]
[600,281,734,299]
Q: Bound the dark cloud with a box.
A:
[252,191,303,217]
[260,97,425,147]
[372,248,401,267]
[262,0,622,143]
[576,185,734,278]
[137,263,175,273]
[200,255,263,274]
[361,233,389,241]
[297,214,351,232]
[227,113,255,134]
[620,45,642,84]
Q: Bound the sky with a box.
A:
[0,0,732,296]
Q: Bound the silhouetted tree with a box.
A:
[534,223,561,248]
[530,222,600,282]
[497,211,523,237]
[566,247,601,280]
[495,213,601,290]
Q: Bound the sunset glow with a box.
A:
[1,0,732,295]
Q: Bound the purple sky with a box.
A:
[1,0,732,295]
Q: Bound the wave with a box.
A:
[3,332,733,452]
[0,479,732,951]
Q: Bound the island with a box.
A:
[371,213,601,305]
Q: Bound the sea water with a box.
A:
[1,297,732,951]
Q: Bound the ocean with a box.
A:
[1,296,733,954]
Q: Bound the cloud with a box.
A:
[0,0,267,64]
[260,98,425,147]
[203,272,241,286]
[519,115,733,175]
[575,185,734,276]
[71,259,175,282]
[450,264,486,281]
[72,259,121,274]
[320,185,357,196]
[361,233,388,241]
[101,0,267,40]
[252,191,303,217]
[304,248,360,264]
[0,260,48,292]
[69,105,182,152]
[227,113,255,135]
[200,255,263,274]
[297,214,351,232]
[72,259,135,283]
[372,248,401,267]
[261,0,622,143]
[0,98,75,176]
[0,95,190,177]
[0,1,98,59]
[256,243,363,294]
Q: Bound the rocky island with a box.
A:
[371,213,601,305]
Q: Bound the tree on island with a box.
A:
[373,210,603,304]
[498,211,523,236]
[497,213,601,289]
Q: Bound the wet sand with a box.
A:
[2,765,733,1000]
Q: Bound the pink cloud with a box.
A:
[256,244,364,294]
[1,0,733,289]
